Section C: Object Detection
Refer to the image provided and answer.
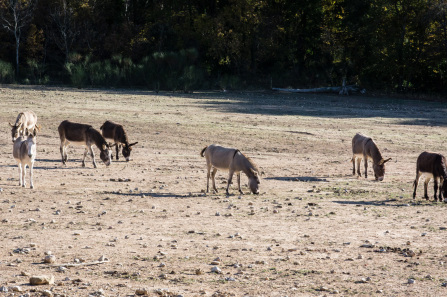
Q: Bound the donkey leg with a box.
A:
[433,177,439,201]
[206,162,212,193]
[90,146,97,168]
[423,177,430,200]
[237,173,242,194]
[356,158,362,177]
[29,162,34,189]
[18,164,23,186]
[22,164,27,188]
[413,172,421,199]
[226,171,235,195]
[440,177,445,201]
[82,148,88,167]
[60,143,66,165]
[363,155,368,178]
[115,143,120,160]
[211,168,218,193]
[352,157,356,176]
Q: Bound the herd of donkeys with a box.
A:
[8,111,447,202]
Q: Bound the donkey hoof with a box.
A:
[30,185,34,189]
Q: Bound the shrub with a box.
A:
[0,60,15,83]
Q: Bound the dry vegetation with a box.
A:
[1,86,447,297]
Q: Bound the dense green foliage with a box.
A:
[0,0,446,93]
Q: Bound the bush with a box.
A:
[0,60,15,83]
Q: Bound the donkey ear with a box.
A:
[379,158,392,165]
[9,122,14,127]
[383,158,392,164]
[129,142,138,147]
[36,124,41,131]
[250,168,258,176]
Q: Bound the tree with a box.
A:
[49,0,78,63]
[0,0,37,79]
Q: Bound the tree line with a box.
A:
[0,0,446,94]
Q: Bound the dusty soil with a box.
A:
[1,86,447,297]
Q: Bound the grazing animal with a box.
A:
[413,152,447,202]
[13,128,37,188]
[58,120,112,168]
[351,133,391,181]
[200,144,260,195]
[100,120,138,161]
[9,111,38,142]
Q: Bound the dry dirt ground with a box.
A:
[1,86,447,297]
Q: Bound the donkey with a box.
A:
[100,120,138,161]
[413,152,447,202]
[13,128,38,189]
[351,133,391,181]
[58,120,112,168]
[200,144,260,195]
[9,111,38,142]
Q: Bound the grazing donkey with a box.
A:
[100,120,138,161]
[200,144,260,195]
[9,111,38,142]
[351,133,391,181]
[413,152,447,202]
[58,120,112,168]
[13,128,38,189]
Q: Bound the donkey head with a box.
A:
[9,123,19,142]
[248,168,261,194]
[100,144,112,166]
[122,142,138,161]
[373,158,392,181]
[25,129,37,159]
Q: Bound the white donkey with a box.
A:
[13,128,38,188]
[9,111,38,142]
[200,144,260,195]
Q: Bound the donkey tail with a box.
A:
[200,146,208,157]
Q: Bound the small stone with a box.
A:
[408,278,415,284]
[44,255,56,264]
[42,290,53,297]
[10,286,22,292]
[135,288,149,295]
[29,275,55,285]
[195,269,203,275]
[211,266,222,274]
[210,261,220,265]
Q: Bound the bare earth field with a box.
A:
[1,86,447,297]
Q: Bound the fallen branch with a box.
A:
[49,260,109,267]
[272,85,365,95]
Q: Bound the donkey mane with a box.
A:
[88,126,108,151]
[239,151,259,172]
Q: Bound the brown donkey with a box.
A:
[58,120,112,168]
[413,152,447,202]
[200,144,260,195]
[100,120,138,161]
[351,133,391,181]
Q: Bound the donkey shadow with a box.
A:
[264,176,329,182]
[332,199,411,207]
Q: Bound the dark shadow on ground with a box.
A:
[332,199,442,207]
[105,191,197,199]
[193,90,447,126]
[264,176,329,182]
